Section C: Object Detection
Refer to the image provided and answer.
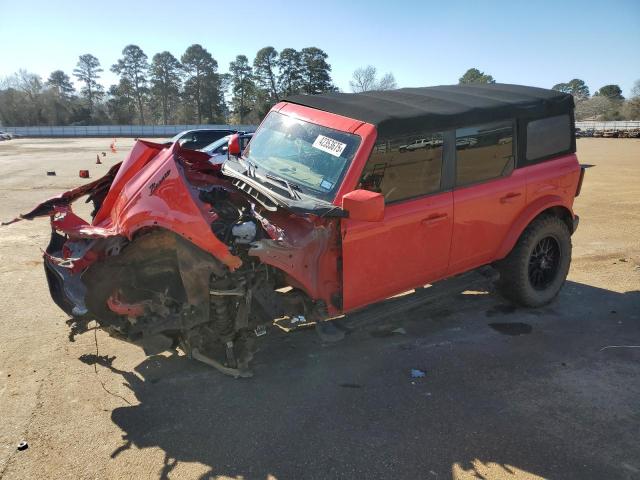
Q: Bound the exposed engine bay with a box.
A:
[13,140,344,378]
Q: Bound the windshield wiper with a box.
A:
[264,173,302,200]
[245,159,259,178]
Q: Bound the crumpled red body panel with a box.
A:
[14,140,242,271]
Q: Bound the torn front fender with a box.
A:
[8,139,241,271]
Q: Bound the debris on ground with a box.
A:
[599,345,640,352]
[392,327,407,335]
[46,171,56,176]
[290,315,306,324]
[17,441,28,451]
[79,169,89,178]
[410,369,426,378]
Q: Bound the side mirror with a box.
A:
[228,134,241,156]
[342,189,384,222]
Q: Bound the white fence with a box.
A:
[4,121,637,138]
[0,124,257,138]
[576,121,640,131]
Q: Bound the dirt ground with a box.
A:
[0,138,638,480]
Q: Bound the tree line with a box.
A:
[0,44,336,126]
[2,56,639,126]
[551,78,640,121]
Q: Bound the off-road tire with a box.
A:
[496,215,572,307]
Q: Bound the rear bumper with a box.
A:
[43,230,88,317]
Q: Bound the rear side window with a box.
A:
[360,132,444,203]
[526,114,571,161]
[455,122,514,186]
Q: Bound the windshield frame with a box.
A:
[241,111,362,202]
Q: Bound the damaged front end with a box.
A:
[9,140,344,377]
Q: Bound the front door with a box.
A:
[340,130,452,312]
[341,192,453,311]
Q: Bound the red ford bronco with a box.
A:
[11,84,584,377]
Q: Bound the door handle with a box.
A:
[500,192,522,203]
[421,213,448,225]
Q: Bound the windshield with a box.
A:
[243,111,361,201]
[201,136,230,154]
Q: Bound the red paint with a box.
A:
[107,291,146,317]
[16,102,582,319]
[228,133,241,156]
[24,140,241,271]
[341,189,384,222]
[341,191,454,311]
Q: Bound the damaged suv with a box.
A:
[10,84,584,377]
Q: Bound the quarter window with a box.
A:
[359,132,444,203]
[455,122,514,186]
[526,114,571,161]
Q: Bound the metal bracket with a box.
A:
[191,348,253,379]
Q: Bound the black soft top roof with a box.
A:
[285,83,574,139]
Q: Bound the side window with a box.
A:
[526,114,571,161]
[455,122,514,186]
[359,132,443,203]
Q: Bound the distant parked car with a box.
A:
[169,129,239,151]
[0,131,14,140]
[398,138,428,152]
[199,133,253,164]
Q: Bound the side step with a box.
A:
[343,267,498,330]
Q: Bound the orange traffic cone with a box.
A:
[96,154,102,164]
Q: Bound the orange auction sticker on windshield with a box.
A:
[312,134,347,157]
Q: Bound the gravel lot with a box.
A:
[0,138,638,480]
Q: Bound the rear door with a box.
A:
[341,131,453,311]
[448,121,526,274]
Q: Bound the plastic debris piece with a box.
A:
[290,315,306,324]
[17,441,28,451]
[392,327,407,335]
[79,169,90,178]
[46,171,56,176]
[410,369,426,378]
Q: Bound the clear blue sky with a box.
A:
[1,0,638,95]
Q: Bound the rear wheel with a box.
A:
[497,215,572,307]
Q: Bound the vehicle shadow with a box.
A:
[83,279,640,480]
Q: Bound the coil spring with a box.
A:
[209,287,234,341]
